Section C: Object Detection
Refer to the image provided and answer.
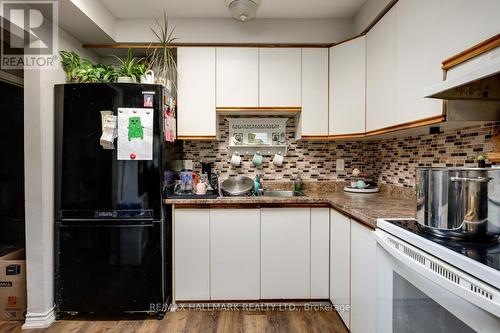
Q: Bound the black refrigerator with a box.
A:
[54,83,171,319]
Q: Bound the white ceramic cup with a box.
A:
[195,182,207,195]
[230,153,242,167]
[272,153,284,167]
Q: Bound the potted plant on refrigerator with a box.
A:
[147,10,177,91]
[59,50,117,83]
[113,48,146,83]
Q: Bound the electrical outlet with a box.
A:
[336,159,345,171]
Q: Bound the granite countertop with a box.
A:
[164,182,416,229]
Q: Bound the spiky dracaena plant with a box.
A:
[147,10,177,89]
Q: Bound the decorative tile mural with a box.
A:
[180,118,499,188]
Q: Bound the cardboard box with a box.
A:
[0,249,26,320]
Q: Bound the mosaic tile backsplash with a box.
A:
[180,119,499,188]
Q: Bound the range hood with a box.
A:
[423,41,500,121]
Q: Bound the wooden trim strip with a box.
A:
[442,34,500,70]
[364,115,445,137]
[328,132,366,140]
[83,42,333,49]
[216,107,301,112]
[177,136,217,141]
[300,136,331,141]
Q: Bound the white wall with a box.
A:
[115,18,355,44]
[23,27,98,328]
[354,0,394,34]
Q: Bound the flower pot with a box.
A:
[117,76,136,83]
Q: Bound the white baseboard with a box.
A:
[22,307,55,330]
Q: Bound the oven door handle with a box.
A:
[375,229,500,318]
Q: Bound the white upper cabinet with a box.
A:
[210,209,261,300]
[216,48,259,107]
[301,48,329,136]
[394,0,444,124]
[366,7,396,132]
[259,48,302,107]
[261,208,310,299]
[177,47,216,137]
[329,36,366,136]
[443,0,500,58]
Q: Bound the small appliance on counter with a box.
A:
[165,161,219,199]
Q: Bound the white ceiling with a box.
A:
[101,0,368,19]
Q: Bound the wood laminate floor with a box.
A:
[0,310,348,333]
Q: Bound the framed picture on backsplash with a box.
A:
[228,118,287,147]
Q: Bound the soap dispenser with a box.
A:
[254,175,262,196]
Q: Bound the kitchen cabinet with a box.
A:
[329,36,366,136]
[259,48,302,107]
[216,48,259,107]
[310,208,330,299]
[177,47,216,138]
[261,208,310,299]
[174,209,210,300]
[394,0,444,124]
[366,7,396,132]
[330,209,351,329]
[210,209,260,300]
[301,48,329,136]
[350,221,377,333]
[443,0,500,58]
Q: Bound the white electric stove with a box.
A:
[375,218,500,333]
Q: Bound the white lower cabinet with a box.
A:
[330,209,351,329]
[174,207,351,303]
[261,208,311,299]
[311,208,330,299]
[210,209,260,300]
[350,220,377,333]
[174,209,210,301]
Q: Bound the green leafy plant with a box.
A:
[59,50,81,82]
[147,10,177,88]
[112,48,146,82]
[59,50,117,83]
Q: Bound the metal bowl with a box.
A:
[220,176,254,197]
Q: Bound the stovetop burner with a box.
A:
[384,219,500,273]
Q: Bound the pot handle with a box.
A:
[450,176,492,183]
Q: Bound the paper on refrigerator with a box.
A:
[117,108,154,160]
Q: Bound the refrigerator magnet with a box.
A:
[144,94,153,107]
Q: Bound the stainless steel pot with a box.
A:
[416,167,500,239]
[220,176,254,197]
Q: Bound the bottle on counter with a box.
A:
[294,173,303,193]
[254,175,262,196]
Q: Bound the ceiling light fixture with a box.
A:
[225,0,262,22]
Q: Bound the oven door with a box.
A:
[375,229,500,333]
